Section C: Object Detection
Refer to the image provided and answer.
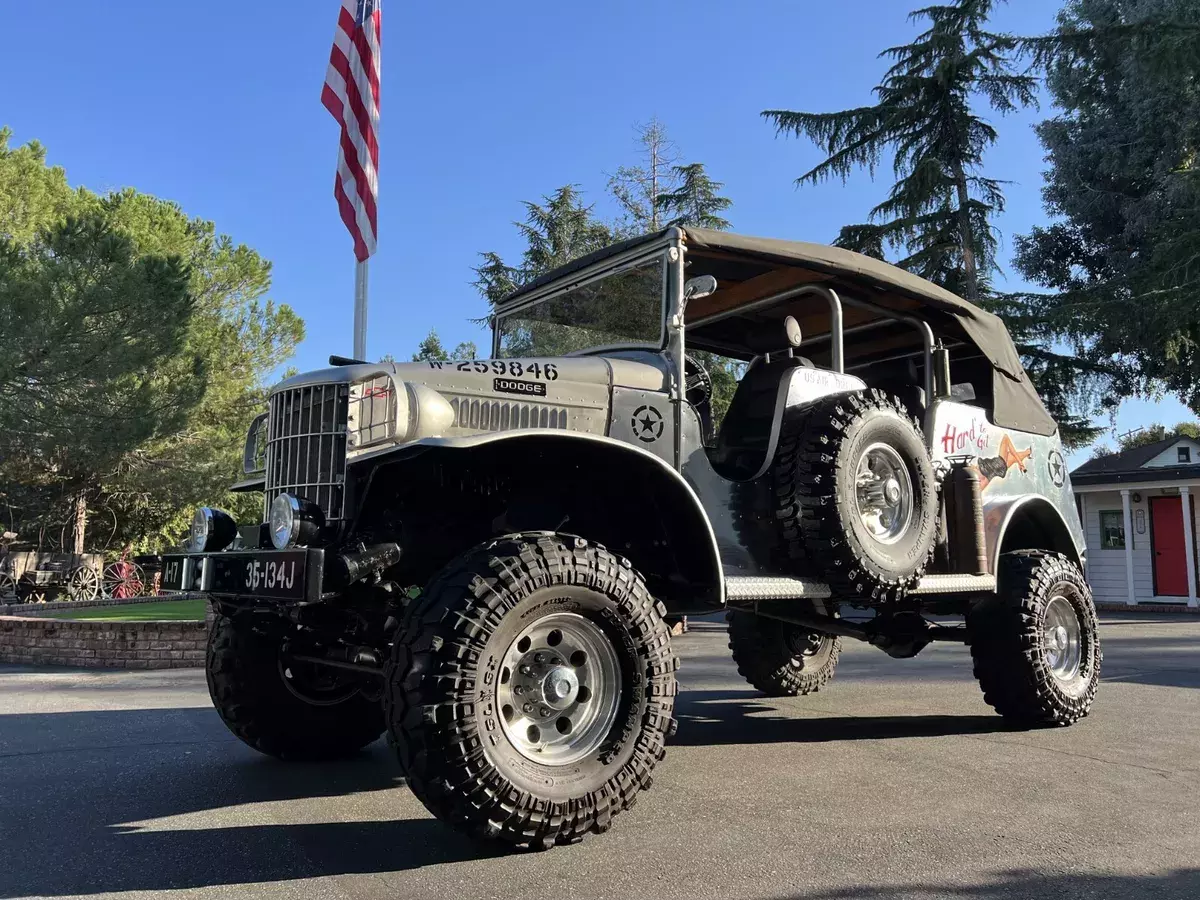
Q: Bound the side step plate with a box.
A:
[724,572,996,602]
[912,573,996,594]
[725,576,832,601]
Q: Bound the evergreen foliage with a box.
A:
[0,130,303,553]
[762,1,1106,446]
[412,330,477,362]
[657,164,733,231]
[1014,0,1200,420]
[763,0,1035,301]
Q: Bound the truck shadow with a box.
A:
[670,689,1014,746]
[0,692,1115,897]
[0,707,504,898]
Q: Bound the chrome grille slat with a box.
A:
[264,382,348,522]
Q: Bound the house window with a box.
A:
[1099,510,1125,549]
[1179,446,1192,463]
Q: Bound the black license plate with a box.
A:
[160,556,190,592]
[210,551,308,599]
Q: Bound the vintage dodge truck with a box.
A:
[163,227,1099,848]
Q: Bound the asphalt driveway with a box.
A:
[1,613,1197,900]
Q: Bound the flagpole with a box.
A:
[353,258,369,360]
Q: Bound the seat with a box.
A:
[866,358,926,420]
[710,355,806,481]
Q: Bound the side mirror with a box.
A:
[684,275,717,301]
[243,412,269,474]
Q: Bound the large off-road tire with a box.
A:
[773,389,939,601]
[968,551,1101,726]
[206,615,385,760]
[726,610,840,696]
[385,533,678,849]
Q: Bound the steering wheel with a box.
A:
[684,355,713,407]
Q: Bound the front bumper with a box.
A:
[161,548,328,603]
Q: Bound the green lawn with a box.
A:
[44,599,207,622]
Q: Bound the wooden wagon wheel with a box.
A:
[103,562,145,599]
[67,565,103,602]
[0,572,16,602]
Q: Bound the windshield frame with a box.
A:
[491,243,673,359]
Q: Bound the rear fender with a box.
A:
[986,494,1084,578]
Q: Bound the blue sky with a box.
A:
[1,0,1190,462]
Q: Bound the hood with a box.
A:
[273,353,669,441]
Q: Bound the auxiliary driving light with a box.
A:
[187,507,239,553]
[269,493,324,550]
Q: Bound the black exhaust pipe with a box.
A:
[339,542,402,585]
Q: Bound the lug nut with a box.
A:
[523,703,534,714]
[534,653,545,664]
[520,665,532,675]
[514,686,524,696]
[539,707,550,718]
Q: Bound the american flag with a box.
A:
[322,0,381,262]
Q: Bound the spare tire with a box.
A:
[773,389,938,601]
[727,610,840,696]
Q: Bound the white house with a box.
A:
[1071,435,1200,607]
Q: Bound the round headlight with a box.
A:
[187,508,211,553]
[269,494,300,550]
[188,507,238,553]
[269,494,324,550]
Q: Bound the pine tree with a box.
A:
[762,0,1035,301]
[656,164,733,231]
[761,2,1110,445]
[608,119,680,235]
[1014,0,1200,418]
[473,186,614,306]
[0,131,303,552]
[412,330,476,362]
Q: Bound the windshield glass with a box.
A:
[494,255,665,358]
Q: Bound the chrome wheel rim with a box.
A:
[497,612,621,765]
[855,442,913,544]
[1044,594,1082,682]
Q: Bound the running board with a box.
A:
[724,572,995,602]
[725,576,833,602]
[913,573,996,593]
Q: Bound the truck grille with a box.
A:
[265,383,349,521]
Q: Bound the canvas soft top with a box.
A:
[500,227,1056,436]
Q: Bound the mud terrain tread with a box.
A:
[206,615,385,760]
[726,610,841,696]
[384,532,678,849]
[773,389,937,602]
[968,551,1101,726]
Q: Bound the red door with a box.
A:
[1150,496,1191,597]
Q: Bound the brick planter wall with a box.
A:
[0,596,214,669]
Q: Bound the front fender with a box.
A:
[351,429,724,607]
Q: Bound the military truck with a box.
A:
[163,227,1099,849]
